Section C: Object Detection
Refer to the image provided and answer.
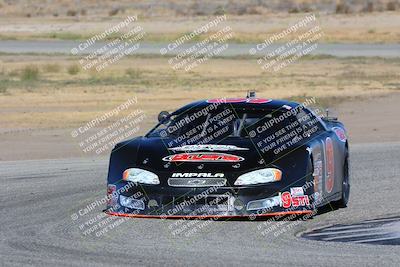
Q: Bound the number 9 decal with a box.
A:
[281,192,292,209]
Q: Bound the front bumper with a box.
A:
[105,182,315,218]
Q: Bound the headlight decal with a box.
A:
[122,168,160,185]
[234,168,282,186]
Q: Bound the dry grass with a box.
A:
[0,11,400,43]
[67,64,80,75]
[43,63,61,73]
[0,54,399,130]
[20,65,40,81]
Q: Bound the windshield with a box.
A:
[147,107,320,141]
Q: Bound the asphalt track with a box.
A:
[0,142,399,266]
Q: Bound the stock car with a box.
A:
[105,92,350,219]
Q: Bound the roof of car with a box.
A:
[172,98,300,115]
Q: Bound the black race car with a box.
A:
[105,93,349,219]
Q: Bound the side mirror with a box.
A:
[158,111,170,124]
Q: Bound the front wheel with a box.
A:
[332,148,350,208]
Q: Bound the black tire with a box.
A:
[332,148,350,208]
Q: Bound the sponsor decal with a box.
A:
[325,137,335,193]
[169,144,249,152]
[281,191,310,209]
[332,127,347,142]
[290,187,304,196]
[162,153,244,162]
[312,144,323,201]
[171,173,224,178]
[186,179,207,185]
[207,98,271,104]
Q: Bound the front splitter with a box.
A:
[105,210,313,220]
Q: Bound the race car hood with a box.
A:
[134,137,269,173]
[109,136,309,184]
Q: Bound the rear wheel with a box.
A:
[332,148,350,208]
